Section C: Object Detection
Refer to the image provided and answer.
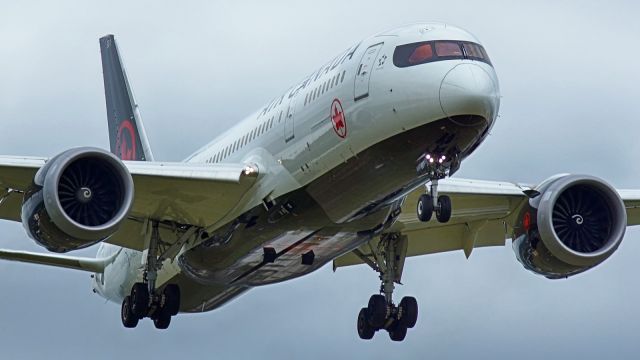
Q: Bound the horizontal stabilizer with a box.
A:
[0,248,118,273]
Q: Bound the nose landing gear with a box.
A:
[417,181,452,223]
[416,152,457,223]
[353,233,418,342]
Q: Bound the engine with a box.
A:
[21,147,134,253]
[512,174,626,279]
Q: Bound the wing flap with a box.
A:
[334,178,527,268]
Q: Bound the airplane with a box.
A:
[0,22,638,342]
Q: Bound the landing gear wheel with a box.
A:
[399,296,418,328]
[130,282,149,318]
[357,308,375,340]
[417,194,433,222]
[153,308,171,330]
[163,284,181,316]
[367,294,387,328]
[436,195,452,223]
[388,322,408,342]
[121,296,139,328]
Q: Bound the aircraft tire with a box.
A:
[121,296,139,328]
[436,195,452,223]
[417,194,433,222]
[130,282,149,319]
[399,296,418,328]
[388,321,408,342]
[367,294,387,329]
[163,284,181,316]
[357,308,375,340]
[153,308,171,330]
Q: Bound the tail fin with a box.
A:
[99,35,154,161]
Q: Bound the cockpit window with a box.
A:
[408,44,434,64]
[393,40,491,68]
[463,42,483,59]
[435,41,463,57]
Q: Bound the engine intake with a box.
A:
[21,147,134,252]
[513,175,626,279]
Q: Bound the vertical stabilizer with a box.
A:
[99,35,154,161]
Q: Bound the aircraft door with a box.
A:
[284,95,297,142]
[354,42,383,101]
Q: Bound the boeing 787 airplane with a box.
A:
[0,23,637,342]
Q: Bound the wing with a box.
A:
[333,178,640,268]
[0,156,259,250]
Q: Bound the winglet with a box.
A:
[99,34,154,161]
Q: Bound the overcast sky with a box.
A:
[1,1,639,359]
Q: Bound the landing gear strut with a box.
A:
[121,220,181,329]
[416,152,456,223]
[353,233,418,342]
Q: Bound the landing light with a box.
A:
[243,166,258,176]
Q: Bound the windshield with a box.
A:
[393,41,491,68]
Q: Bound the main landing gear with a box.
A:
[121,221,181,330]
[415,152,456,223]
[353,233,417,342]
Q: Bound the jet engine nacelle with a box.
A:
[512,174,626,279]
[21,147,134,253]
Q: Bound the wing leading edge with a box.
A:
[0,156,259,250]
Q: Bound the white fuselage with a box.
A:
[94,23,500,309]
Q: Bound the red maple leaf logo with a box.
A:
[116,119,137,160]
[331,99,347,138]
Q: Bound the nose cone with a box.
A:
[439,63,499,121]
